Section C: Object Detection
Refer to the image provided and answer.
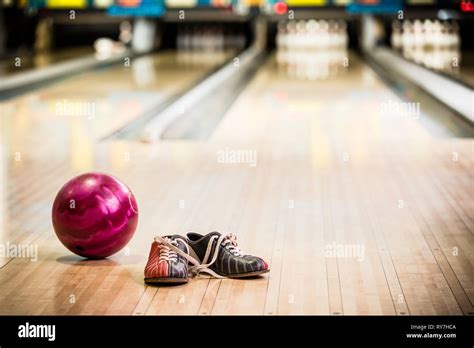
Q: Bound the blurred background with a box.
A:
[1,1,473,90]
[1,0,473,115]
[0,0,472,139]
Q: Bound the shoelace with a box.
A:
[154,236,189,263]
[190,233,245,278]
[153,233,244,279]
[221,233,243,257]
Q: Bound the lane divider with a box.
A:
[140,45,264,142]
[367,48,473,124]
[0,51,132,98]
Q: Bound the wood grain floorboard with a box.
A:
[0,53,472,315]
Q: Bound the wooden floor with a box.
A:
[0,52,472,315]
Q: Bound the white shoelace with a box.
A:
[220,233,243,257]
[153,233,244,279]
[190,233,244,278]
[154,236,189,262]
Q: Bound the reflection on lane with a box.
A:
[399,47,461,75]
[275,19,349,80]
[276,49,349,81]
[0,50,233,254]
[0,47,94,77]
[0,50,233,156]
[390,19,474,84]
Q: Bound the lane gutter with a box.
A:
[364,49,474,138]
[0,50,133,100]
[365,47,473,124]
[105,45,266,142]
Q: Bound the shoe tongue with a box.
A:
[169,234,185,240]
[161,234,186,246]
[166,235,188,252]
[161,234,182,241]
[208,231,225,244]
[208,231,222,238]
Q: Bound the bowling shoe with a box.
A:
[185,232,270,278]
[144,235,194,284]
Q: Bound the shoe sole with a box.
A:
[144,277,189,284]
[219,268,270,279]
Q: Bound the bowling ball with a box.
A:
[52,173,138,259]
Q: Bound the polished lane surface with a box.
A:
[0,47,94,77]
[0,49,233,262]
[0,52,472,315]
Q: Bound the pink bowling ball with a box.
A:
[52,173,138,259]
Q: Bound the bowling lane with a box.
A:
[0,47,94,77]
[205,52,473,315]
[0,50,232,252]
[0,51,472,315]
[0,50,233,156]
[390,19,474,88]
